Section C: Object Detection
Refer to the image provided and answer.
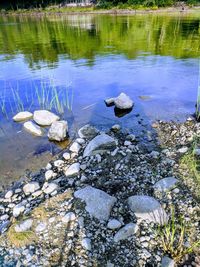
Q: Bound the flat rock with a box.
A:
[154,177,178,192]
[161,256,175,267]
[107,219,122,230]
[15,219,33,232]
[23,182,40,195]
[43,183,58,194]
[48,120,68,141]
[78,124,99,140]
[114,223,138,242]
[64,163,80,177]
[35,222,47,232]
[13,111,33,122]
[33,110,59,126]
[83,134,117,157]
[114,93,133,110]
[128,195,168,225]
[23,121,43,136]
[74,186,116,221]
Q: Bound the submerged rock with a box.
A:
[78,124,99,140]
[74,186,116,221]
[83,134,117,157]
[33,110,59,126]
[23,121,43,136]
[114,223,138,242]
[154,177,178,192]
[128,195,168,225]
[48,120,68,141]
[13,111,33,122]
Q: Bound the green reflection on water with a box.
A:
[0,14,199,68]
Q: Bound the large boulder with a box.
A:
[23,121,43,136]
[114,223,138,242]
[154,177,178,192]
[74,186,116,221]
[33,110,59,126]
[78,124,99,140]
[13,111,33,122]
[48,120,68,141]
[128,195,168,225]
[83,134,117,157]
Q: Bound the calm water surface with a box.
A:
[0,14,199,188]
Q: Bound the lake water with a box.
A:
[0,13,199,188]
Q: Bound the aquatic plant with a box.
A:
[155,207,200,263]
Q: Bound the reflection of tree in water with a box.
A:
[0,15,199,68]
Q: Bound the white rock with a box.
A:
[107,219,122,230]
[63,152,70,160]
[35,222,47,232]
[54,160,64,168]
[128,195,168,225]
[154,177,178,192]
[62,212,76,223]
[0,214,9,221]
[114,93,133,110]
[111,124,121,132]
[105,98,115,106]
[178,147,188,154]
[23,182,40,195]
[83,134,117,157]
[161,256,175,267]
[43,183,58,194]
[76,138,85,144]
[46,163,52,170]
[64,163,80,177]
[15,219,33,232]
[48,120,68,141]
[74,186,116,221]
[13,204,25,217]
[194,148,200,156]
[5,190,13,199]
[23,121,43,136]
[13,111,33,122]
[33,110,59,126]
[69,142,81,154]
[78,124,99,139]
[45,170,56,181]
[114,223,138,242]
[81,238,91,251]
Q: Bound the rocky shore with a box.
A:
[0,118,200,267]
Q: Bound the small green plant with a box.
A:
[156,207,200,263]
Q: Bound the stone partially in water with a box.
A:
[48,120,68,142]
[33,110,59,126]
[114,93,134,110]
[23,121,43,136]
[13,111,33,122]
[78,124,99,140]
[128,195,168,225]
[83,134,117,157]
[74,186,116,221]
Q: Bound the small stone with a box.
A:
[78,124,99,140]
[105,98,115,106]
[63,152,70,160]
[45,170,56,181]
[114,93,133,110]
[62,212,76,223]
[13,111,33,122]
[69,142,81,154]
[35,222,47,232]
[13,204,25,217]
[46,163,52,170]
[114,223,138,242]
[111,124,121,132]
[64,163,80,177]
[54,160,64,168]
[81,238,91,251]
[48,120,68,141]
[15,219,33,232]
[107,219,122,230]
[5,190,13,199]
[43,183,58,194]
[76,138,85,145]
[23,121,43,136]
[23,182,40,195]
[124,141,131,146]
[154,177,178,192]
[161,256,175,267]
[178,147,188,154]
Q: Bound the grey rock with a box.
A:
[5,190,13,199]
[178,147,188,154]
[114,93,133,110]
[83,134,117,157]
[48,120,68,141]
[64,163,80,177]
[69,142,81,154]
[154,177,178,192]
[23,182,40,195]
[13,111,33,122]
[74,186,116,221]
[13,203,25,217]
[15,219,33,232]
[43,183,58,194]
[35,222,47,232]
[78,124,99,139]
[81,238,91,251]
[107,219,122,230]
[114,223,138,242]
[128,195,168,225]
[0,220,10,234]
[161,256,175,267]
[62,212,76,223]
[23,121,43,136]
[33,110,59,126]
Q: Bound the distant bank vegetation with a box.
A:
[0,0,200,10]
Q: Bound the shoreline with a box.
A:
[1,6,200,16]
